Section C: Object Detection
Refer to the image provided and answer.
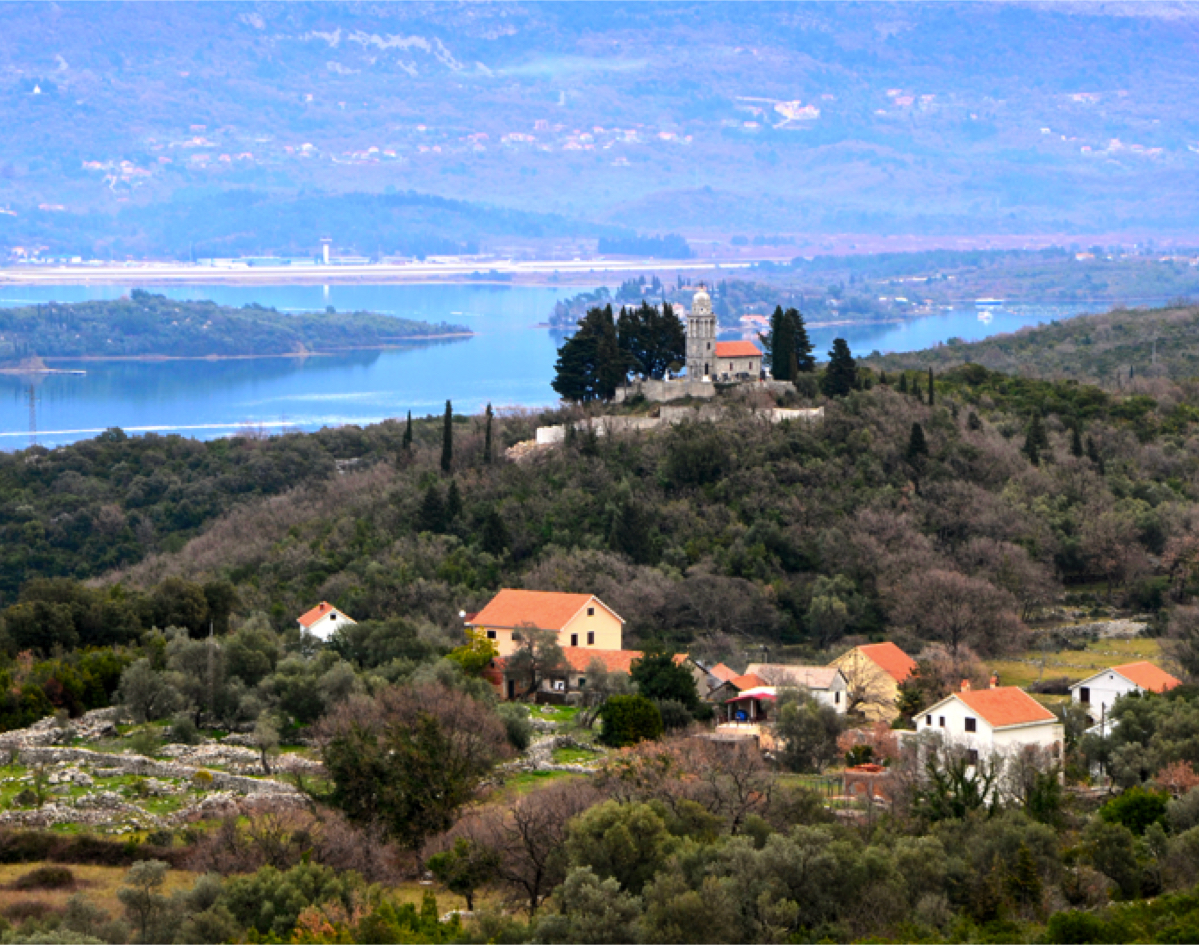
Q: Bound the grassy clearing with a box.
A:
[531,705,580,726]
[497,769,583,797]
[550,746,598,765]
[990,636,1164,690]
[0,862,196,922]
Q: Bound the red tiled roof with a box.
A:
[858,642,918,684]
[468,589,621,631]
[715,341,762,358]
[956,687,1056,728]
[297,602,336,628]
[562,647,641,673]
[708,663,738,683]
[729,673,767,691]
[1113,662,1181,693]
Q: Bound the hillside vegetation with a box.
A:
[870,302,1199,386]
[0,291,468,362]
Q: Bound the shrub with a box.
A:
[127,727,161,758]
[168,712,200,746]
[192,769,214,788]
[12,865,75,889]
[599,695,663,748]
[1100,786,1169,836]
[496,702,533,751]
[3,899,59,922]
[656,698,692,732]
[1046,909,1111,944]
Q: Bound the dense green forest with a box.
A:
[0,290,467,362]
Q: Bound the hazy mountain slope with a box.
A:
[1,2,1199,248]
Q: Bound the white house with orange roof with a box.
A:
[830,642,919,722]
[297,602,356,642]
[918,684,1064,767]
[466,589,624,657]
[1069,661,1182,723]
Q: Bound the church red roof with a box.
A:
[715,341,762,358]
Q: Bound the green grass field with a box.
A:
[990,636,1164,691]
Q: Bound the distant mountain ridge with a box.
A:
[3,2,1199,249]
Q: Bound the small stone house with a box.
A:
[713,341,762,381]
[1069,661,1181,723]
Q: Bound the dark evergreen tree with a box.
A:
[482,403,493,465]
[760,306,793,381]
[417,485,446,533]
[790,308,815,373]
[912,378,923,401]
[617,302,685,379]
[821,339,857,398]
[481,507,509,556]
[898,373,909,394]
[446,479,462,521]
[907,422,929,463]
[440,400,453,473]
[1071,425,1084,458]
[928,367,935,406]
[609,500,655,565]
[551,305,625,402]
[880,371,889,385]
[968,412,983,431]
[402,411,413,451]
[1023,412,1048,466]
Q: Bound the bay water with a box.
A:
[0,282,1116,449]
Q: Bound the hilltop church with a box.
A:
[616,285,765,402]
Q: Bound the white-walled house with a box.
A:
[918,686,1063,766]
[743,664,849,714]
[1069,661,1181,723]
[297,601,356,642]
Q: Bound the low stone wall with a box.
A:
[500,735,605,774]
[11,746,299,796]
[615,378,716,403]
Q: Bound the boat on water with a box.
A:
[977,311,993,323]
[975,298,1005,307]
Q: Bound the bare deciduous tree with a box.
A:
[890,570,1026,657]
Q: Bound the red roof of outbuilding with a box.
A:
[1113,662,1181,693]
[955,687,1057,728]
[857,642,918,684]
[715,341,762,358]
[708,663,738,683]
[468,589,622,631]
[729,673,767,691]
[562,648,641,673]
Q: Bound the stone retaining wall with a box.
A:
[12,746,299,795]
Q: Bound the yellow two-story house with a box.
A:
[466,589,624,657]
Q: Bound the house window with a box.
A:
[570,633,578,647]
[330,614,337,621]
[587,607,595,616]
[1080,686,1090,704]
[966,749,979,766]
[835,691,841,705]
[578,678,586,688]
[926,714,932,726]
[552,680,565,692]
[939,716,945,728]
[965,718,977,733]
[486,630,496,640]
[587,631,595,645]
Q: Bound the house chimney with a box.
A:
[960,679,971,692]
[989,673,999,689]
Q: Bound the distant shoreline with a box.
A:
[0,333,473,372]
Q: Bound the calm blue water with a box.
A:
[0,284,1115,449]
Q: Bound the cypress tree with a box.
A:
[483,403,493,465]
[880,371,889,385]
[609,500,655,565]
[927,367,935,405]
[821,339,857,398]
[440,400,453,473]
[789,308,815,373]
[1006,842,1043,911]
[1023,412,1047,466]
[446,479,462,521]
[1071,425,1084,458]
[898,373,908,394]
[764,306,796,381]
[912,378,922,401]
[417,484,446,533]
[481,507,509,556]
[402,410,413,451]
[907,422,929,462]
[968,411,982,431]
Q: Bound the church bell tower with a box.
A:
[686,285,716,380]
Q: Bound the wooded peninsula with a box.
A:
[0,290,469,362]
